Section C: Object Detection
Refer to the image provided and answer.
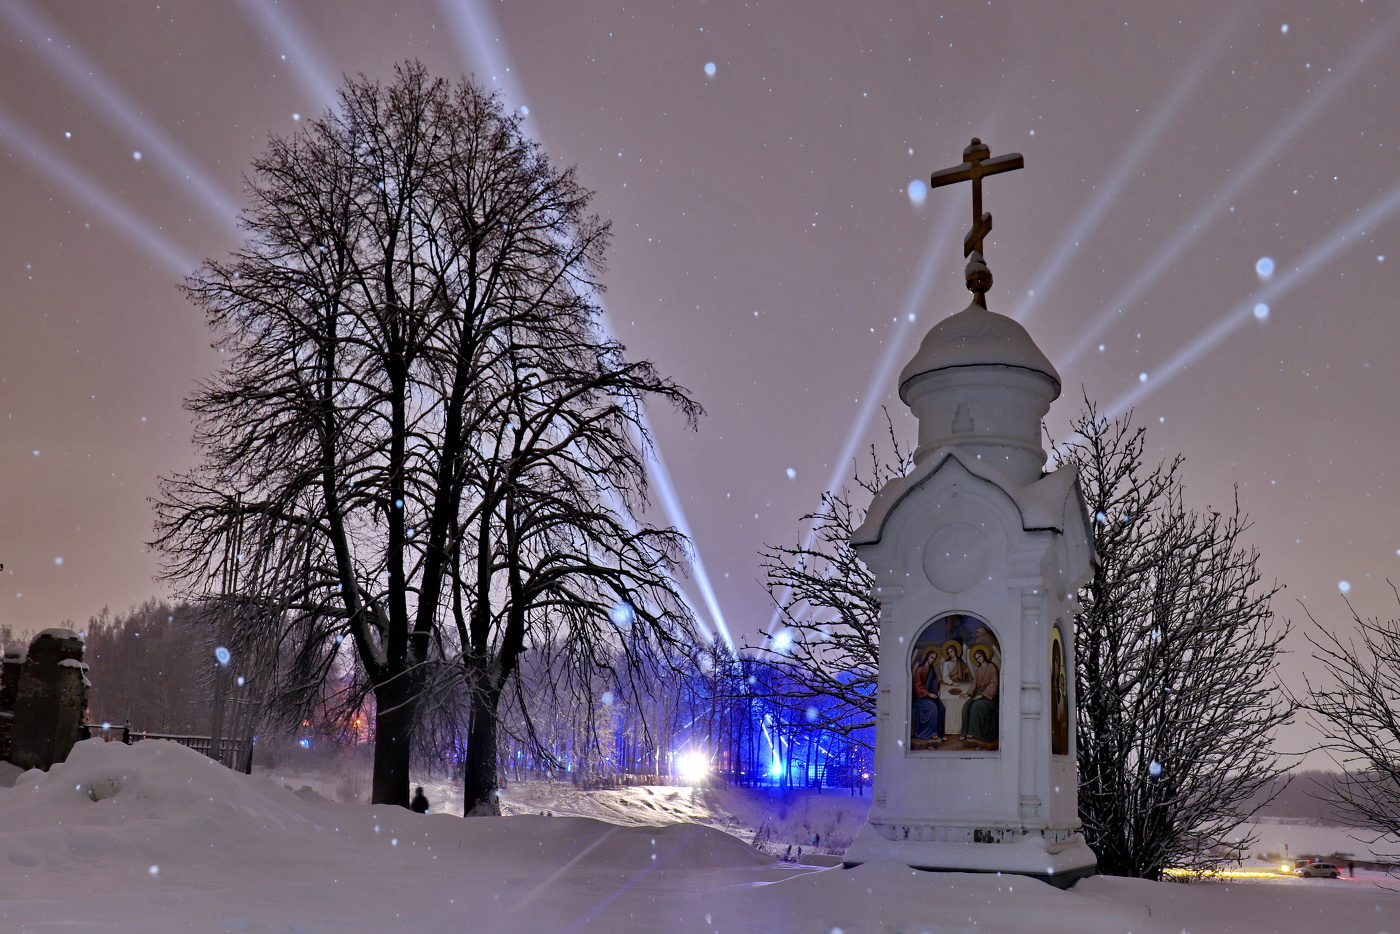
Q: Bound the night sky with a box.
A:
[2,1,1397,758]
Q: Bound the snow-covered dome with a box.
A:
[898,301,1060,398]
[897,297,1061,483]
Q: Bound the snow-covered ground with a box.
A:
[2,739,1398,933]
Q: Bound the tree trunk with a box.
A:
[463,686,502,815]
[370,681,416,807]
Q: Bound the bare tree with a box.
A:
[751,427,908,744]
[433,250,700,813]
[1056,400,1291,878]
[154,62,699,808]
[1301,592,1400,846]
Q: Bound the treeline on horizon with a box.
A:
[27,599,1372,824]
[64,599,873,793]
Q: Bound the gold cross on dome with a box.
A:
[928,138,1024,260]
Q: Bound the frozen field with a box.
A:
[1,739,1396,933]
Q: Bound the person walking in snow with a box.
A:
[410,786,429,814]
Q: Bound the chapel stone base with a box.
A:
[842,822,1098,890]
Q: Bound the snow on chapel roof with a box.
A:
[897,299,1061,401]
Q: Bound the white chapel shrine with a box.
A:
[842,139,1098,888]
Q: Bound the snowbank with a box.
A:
[1,739,1397,933]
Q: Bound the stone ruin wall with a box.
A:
[0,628,89,771]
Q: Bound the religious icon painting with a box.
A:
[1050,626,1070,756]
[909,613,1001,752]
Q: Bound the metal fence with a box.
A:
[81,722,253,774]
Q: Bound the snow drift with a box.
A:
[1,739,1396,933]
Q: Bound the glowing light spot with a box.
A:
[769,759,783,777]
[608,601,635,627]
[64,131,71,138]
[1149,760,1163,777]
[1255,256,1275,279]
[703,61,716,77]
[676,750,708,783]
[785,467,797,479]
[1339,580,1351,593]
[1253,302,1270,320]
[519,105,530,116]
[907,312,916,322]
[298,738,311,749]
[214,646,231,666]
[148,865,159,876]
[601,691,614,706]
[53,556,63,566]
[907,179,928,204]
[236,676,245,687]
[292,113,301,121]
[772,629,793,652]
[132,151,141,161]
[1281,23,1289,34]
[1379,255,1386,263]
[805,706,819,722]
[1138,372,1148,383]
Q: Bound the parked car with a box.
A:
[1297,862,1341,878]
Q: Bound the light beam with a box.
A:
[0,103,197,277]
[1059,9,1400,370]
[1012,4,1247,325]
[0,0,242,227]
[762,195,963,635]
[437,6,736,644]
[236,0,342,107]
[1102,177,1400,420]
[435,0,530,110]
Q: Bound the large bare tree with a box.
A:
[155,62,699,808]
[1300,594,1400,846]
[1056,401,1291,878]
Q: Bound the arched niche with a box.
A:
[909,613,1001,753]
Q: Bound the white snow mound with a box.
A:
[2,739,1398,934]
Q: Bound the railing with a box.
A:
[81,722,253,774]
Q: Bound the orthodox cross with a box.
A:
[928,137,1023,262]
